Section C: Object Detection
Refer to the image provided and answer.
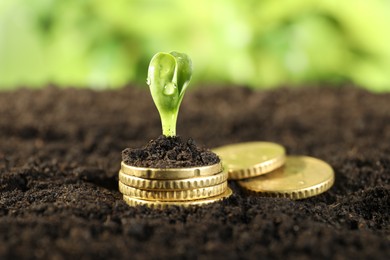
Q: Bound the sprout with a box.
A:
[147,51,192,137]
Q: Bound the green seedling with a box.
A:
[147,51,192,137]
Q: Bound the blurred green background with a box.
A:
[0,0,389,92]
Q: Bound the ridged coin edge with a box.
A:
[228,155,285,180]
[121,161,223,179]
[239,174,334,200]
[119,170,228,190]
[119,181,228,201]
[122,188,233,209]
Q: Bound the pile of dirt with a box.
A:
[0,85,389,259]
[122,135,219,168]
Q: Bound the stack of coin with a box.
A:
[119,161,232,209]
[213,142,334,199]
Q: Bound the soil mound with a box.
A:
[122,135,219,168]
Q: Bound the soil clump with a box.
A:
[122,135,219,168]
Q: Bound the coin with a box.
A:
[213,142,286,180]
[119,170,227,190]
[122,188,233,209]
[238,156,334,199]
[120,161,223,179]
[119,181,228,201]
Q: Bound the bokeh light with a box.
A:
[0,0,389,91]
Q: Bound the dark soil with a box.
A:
[122,135,220,168]
[0,85,389,259]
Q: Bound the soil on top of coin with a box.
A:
[122,135,220,168]
[0,85,389,259]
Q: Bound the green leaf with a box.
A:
[147,51,192,136]
[170,51,192,97]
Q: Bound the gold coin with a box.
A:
[238,156,334,199]
[120,161,222,180]
[119,181,227,201]
[119,170,228,190]
[213,142,286,180]
[122,188,233,209]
